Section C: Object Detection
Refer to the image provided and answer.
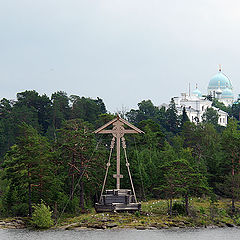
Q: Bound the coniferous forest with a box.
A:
[1,90,240,219]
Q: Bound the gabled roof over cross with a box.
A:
[94,116,144,135]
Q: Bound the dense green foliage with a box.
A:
[1,90,240,220]
[31,201,53,229]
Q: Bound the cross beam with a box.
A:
[94,116,144,189]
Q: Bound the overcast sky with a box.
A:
[1,0,240,112]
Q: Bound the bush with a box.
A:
[67,197,80,213]
[135,211,140,217]
[234,215,240,226]
[31,201,53,229]
[172,201,185,215]
[199,206,206,214]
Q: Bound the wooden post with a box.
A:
[116,136,121,189]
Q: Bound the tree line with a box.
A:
[1,90,240,217]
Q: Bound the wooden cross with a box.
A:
[94,116,144,190]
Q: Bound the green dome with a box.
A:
[222,88,234,98]
[192,88,202,97]
[208,71,232,90]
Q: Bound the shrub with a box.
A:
[234,215,240,226]
[172,201,185,215]
[199,206,206,214]
[31,201,53,229]
[135,211,140,217]
[209,202,218,220]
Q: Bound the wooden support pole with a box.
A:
[116,136,120,189]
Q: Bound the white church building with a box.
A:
[173,93,228,126]
[173,67,232,127]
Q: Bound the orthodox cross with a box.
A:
[219,64,222,72]
[94,116,144,190]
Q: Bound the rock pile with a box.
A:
[0,219,26,229]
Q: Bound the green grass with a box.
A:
[56,197,240,229]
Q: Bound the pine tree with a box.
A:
[57,119,96,211]
[158,143,209,216]
[220,119,240,213]
[202,107,219,126]
[180,107,190,128]
[165,98,180,134]
[2,123,59,216]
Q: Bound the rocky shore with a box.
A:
[56,198,240,230]
[57,211,238,231]
[0,218,26,229]
[0,214,237,230]
[1,198,239,230]
[60,219,236,231]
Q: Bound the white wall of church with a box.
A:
[173,94,228,127]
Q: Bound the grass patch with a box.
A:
[56,198,240,229]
